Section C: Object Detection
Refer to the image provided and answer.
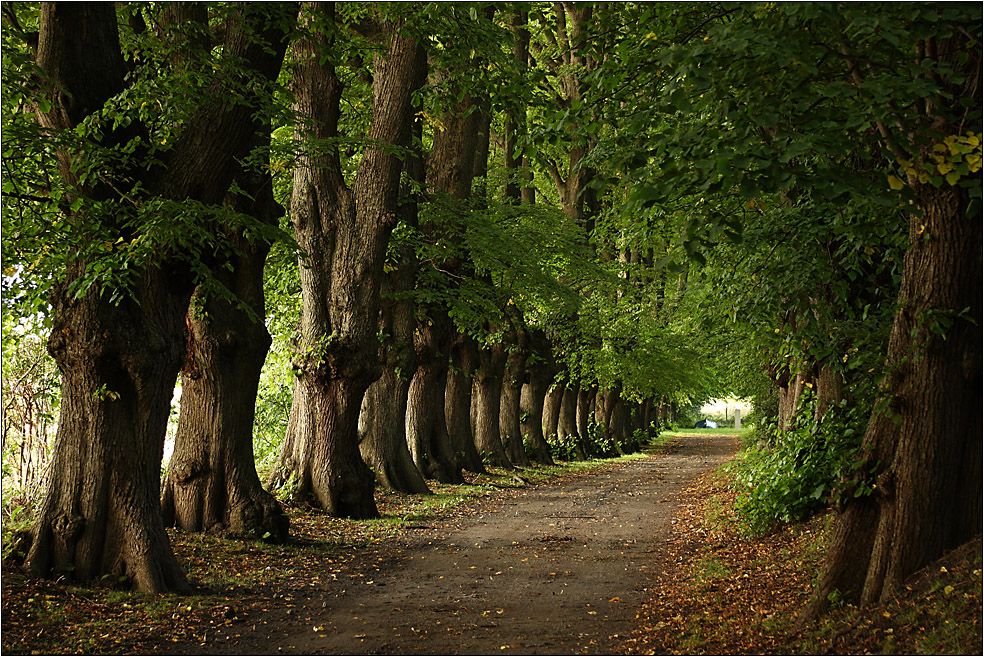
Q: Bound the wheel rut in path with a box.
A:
[193,434,737,655]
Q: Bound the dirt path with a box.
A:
[185,434,737,655]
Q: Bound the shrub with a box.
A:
[730,388,869,534]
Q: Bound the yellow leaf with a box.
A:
[887,174,904,191]
[945,171,961,186]
[937,161,953,175]
[944,585,955,596]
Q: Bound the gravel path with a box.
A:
[184,434,737,655]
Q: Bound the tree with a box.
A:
[359,109,433,495]
[161,134,289,542]
[7,2,293,593]
[405,47,489,484]
[519,328,558,465]
[269,3,426,518]
[498,310,533,467]
[611,2,982,617]
[802,7,982,619]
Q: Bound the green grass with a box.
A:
[660,427,753,437]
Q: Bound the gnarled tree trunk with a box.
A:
[520,329,557,465]
[24,2,291,593]
[406,309,465,483]
[557,384,586,460]
[543,382,564,441]
[802,171,982,622]
[359,80,431,495]
[359,243,430,494]
[575,386,596,449]
[161,175,287,541]
[446,332,487,474]
[270,7,425,517]
[499,324,532,467]
[777,367,807,431]
[472,339,513,468]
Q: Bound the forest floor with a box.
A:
[2,432,980,655]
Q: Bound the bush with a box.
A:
[730,388,869,534]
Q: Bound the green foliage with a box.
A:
[1,2,293,322]
[731,391,871,534]
[253,239,301,474]
[1,317,59,517]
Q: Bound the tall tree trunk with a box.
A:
[472,340,513,468]
[358,71,430,496]
[813,363,844,423]
[803,176,982,621]
[270,7,425,517]
[499,324,532,467]
[557,385,586,460]
[520,329,557,465]
[31,276,194,594]
[406,309,465,483]
[405,48,485,484]
[610,397,631,454]
[640,397,655,437]
[802,24,981,619]
[161,170,287,542]
[575,386,596,448]
[24,2,291,593]
[446,332,487,474]
[595,384,622,451]
[543,382,564,443]
[777,368,807,431]
[358,243,430,494]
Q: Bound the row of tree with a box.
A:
[2,1,979,624]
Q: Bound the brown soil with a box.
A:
[178,433,738,655]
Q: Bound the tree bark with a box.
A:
[576,386,596,449]
[446,332,487,474]
[557,384,586,460]
[270,6,425,517]
[803,179,982,621]
[813,363,844,423]
[595,384,622,452]
[803,25,981,619]
[499,323,532,467]
[520,329,557,465]
[358,243,431,494]
[404,50,485,483]
[777,367,807,431]
[406,309,465,483]
[543,382,564,443]
[358,65,431,496]
[161,167,287,542]
[472,339,513,468]
[24,2,291,593]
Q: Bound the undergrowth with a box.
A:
[626,457,983,655]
